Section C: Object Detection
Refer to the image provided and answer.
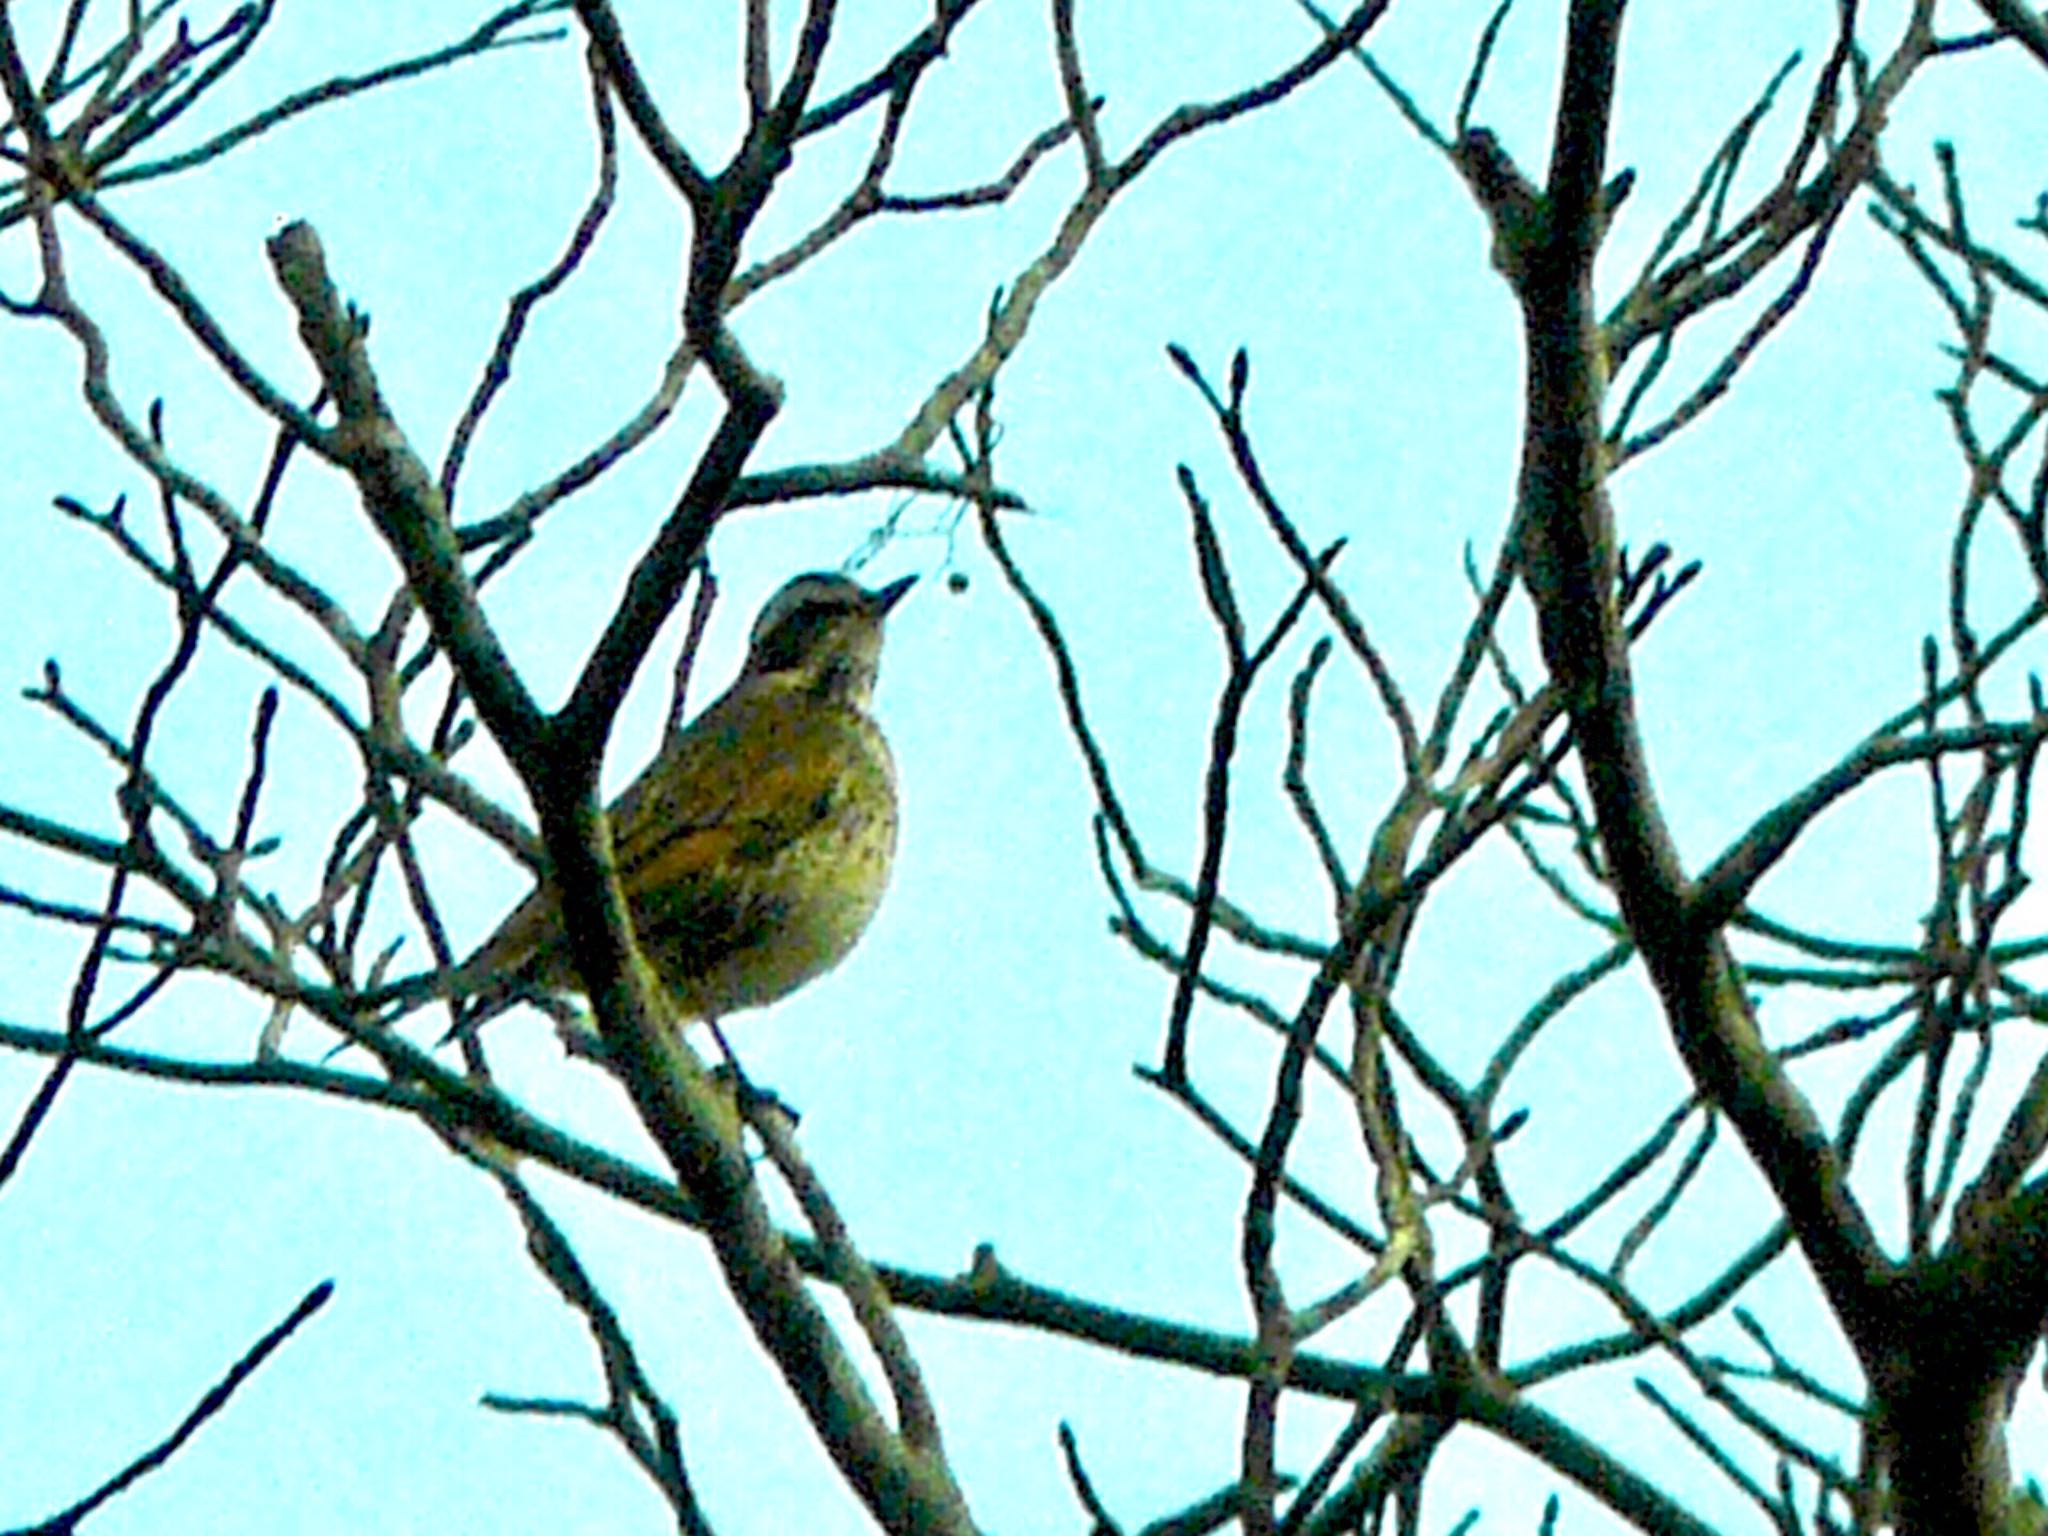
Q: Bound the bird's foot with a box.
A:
[708,1022,801,1131]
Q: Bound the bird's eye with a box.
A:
[752,596,860,672]
[786,598,852,634]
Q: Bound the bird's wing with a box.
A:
[460,682,863,989]
[603,684,869,984]
[608,681,852,892]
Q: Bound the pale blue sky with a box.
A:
[3,2,2047,1531]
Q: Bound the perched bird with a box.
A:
[453,571,914,1031]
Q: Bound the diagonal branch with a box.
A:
[1507,0,1889,1353]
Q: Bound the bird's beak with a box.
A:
[872,574,917,614]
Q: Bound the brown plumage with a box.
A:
[460,571,912,1024]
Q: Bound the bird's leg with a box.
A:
[709,1020,802,1132]
[544,997,607,1064]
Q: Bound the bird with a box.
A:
[447,570,914,1035]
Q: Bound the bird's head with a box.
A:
[744,571,916,703]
